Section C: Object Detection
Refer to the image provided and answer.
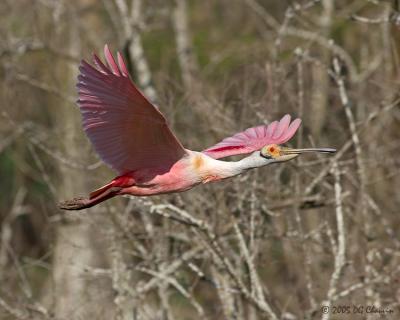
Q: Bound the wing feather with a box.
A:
[77,45,187,174]
[203,115,301,159]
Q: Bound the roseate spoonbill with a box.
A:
[59,45,335,210]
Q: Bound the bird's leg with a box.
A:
[59,173,137,210]
[58,187,121,210]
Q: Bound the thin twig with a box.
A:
[321,161,346,320]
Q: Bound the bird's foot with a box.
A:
[58,197,90,210]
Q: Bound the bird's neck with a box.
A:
[200,152,268,180]
[233,152,268,175]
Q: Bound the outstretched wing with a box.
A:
[77,45,187,174]
[203,115,301,159]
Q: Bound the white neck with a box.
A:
[234,151,270,174]
[202,151,271,179]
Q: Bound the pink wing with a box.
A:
[77,45,187,174]
[203,115,301,159]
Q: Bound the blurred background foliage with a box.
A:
[1,0,400,319]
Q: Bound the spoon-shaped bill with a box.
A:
[282,147,336,154]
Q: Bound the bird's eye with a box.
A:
[260,151,272,159]
[261,144,279,159]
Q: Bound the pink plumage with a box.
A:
[59,45,335,211]
[78,45,187,175]
[203,115,301,159]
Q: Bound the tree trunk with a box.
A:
[49,8,114,320]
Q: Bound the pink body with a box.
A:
[116,151,239,196]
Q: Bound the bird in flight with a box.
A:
[59,45,335,210]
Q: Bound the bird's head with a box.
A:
[260,144,336,163]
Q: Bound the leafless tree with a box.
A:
[1,1,399,319]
